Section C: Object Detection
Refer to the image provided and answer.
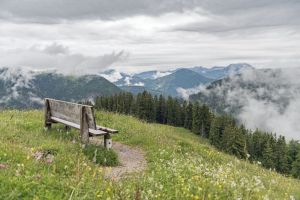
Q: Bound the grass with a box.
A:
[0,110,299,199]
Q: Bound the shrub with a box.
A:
[83,144,119,166]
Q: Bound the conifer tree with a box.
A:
[192,102,201,134]
[209,116,222,148]
[262,140,275,169]
[174,99,183,126]
[275,136,289,173]
[287,140,300,171]
[291,151,300,178]
[199,105,211,138]
[222,124,247,158]
[184,103,193,130]
[166,96,176,125]
[156,95,166,124]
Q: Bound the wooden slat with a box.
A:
[51,116,80,129]
[96,125,118,133]
[51,117,107,136]
[89,129,107,136]
[46,98,96,130]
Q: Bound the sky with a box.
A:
[0,0,300,73]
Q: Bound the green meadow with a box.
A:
[0,110,299,199]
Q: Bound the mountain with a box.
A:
[0,67,121,108]
[99,69,146,87]
[149,68,214,96]
[189,63,254,79]
[120,85,163,96]
[133,70,173,80]
[98,63,253,97]
[133,70,158,79]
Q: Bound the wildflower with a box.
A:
[290,196,296,200]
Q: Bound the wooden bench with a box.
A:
[44,98,118,149]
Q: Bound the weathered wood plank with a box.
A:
[51,117,106,135]
[96,125,118,133]
[46,98,96,130]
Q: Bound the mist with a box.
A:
[181,68,300,140]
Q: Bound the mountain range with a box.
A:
[100,63,253,96]
[0,68,121,108]
[0,63,253,108]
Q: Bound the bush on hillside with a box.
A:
[83,144,119,166]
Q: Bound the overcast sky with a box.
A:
[0,0,300,73]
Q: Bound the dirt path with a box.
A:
[90,138,147,180]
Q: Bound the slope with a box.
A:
[0,110,299,199]
[150,68,213,96]
[0,68,121,108]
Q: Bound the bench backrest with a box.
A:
[45,98,96,129]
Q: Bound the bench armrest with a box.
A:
[96,125,118,133]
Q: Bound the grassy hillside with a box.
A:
[0,110,299,199]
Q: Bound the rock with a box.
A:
[33,151,55,164]
[45,154,54,164]
[0,163,8,169]
[33,151,44,161]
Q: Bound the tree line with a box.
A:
[94,91,300,179]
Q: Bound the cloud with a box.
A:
[0,1,300,72]
[0,67,39,104]
[153,71,173,79]
[185,68,300,140]
[0,42,127,75]
[42,43,70,55]
[0,0,204,23]
[1,0,299,30]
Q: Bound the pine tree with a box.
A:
[275,136,289,173]
[287,140,300,171]
[199,105,211,138]
[166,96,175,125]
[192,102,201,134]
[209,116,222,148]
[156,95,166,124]
[184,103,193,130]
[209,115,234,149]
[262,140,275,169]
[222,124,247,159]
[174,99,183,126]
[291,151,300,179]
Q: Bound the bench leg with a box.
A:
[44,99,52,131]
[104,134,112,149]
[80,107,90,145]
[44,123,52,131]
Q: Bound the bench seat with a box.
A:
[51,117,107,136]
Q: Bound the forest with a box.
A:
[94,91,300,179]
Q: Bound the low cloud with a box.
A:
[184,68,300,140]
[0,42,127,75]
[0,67,40,104]
[153,71,173,79]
